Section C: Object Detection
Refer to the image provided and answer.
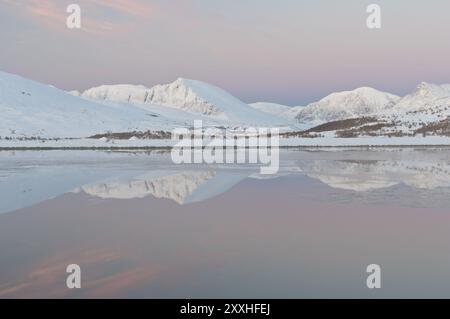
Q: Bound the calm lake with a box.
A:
[1,148,450,298]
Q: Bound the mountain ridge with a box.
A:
[2,70,450,142]
[295,87,401,126]
[81,78,288,126]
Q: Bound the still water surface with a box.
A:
[1,148,450,298]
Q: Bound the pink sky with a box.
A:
[1,0,450,105]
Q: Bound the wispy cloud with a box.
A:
[90,0,154,18]
[4,0,155,35]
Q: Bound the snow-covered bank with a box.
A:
[281,136,450,147]
[3,136,450,149]
[0,138,176,149]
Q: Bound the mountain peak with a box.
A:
[412,82,450,98]
[82,84,151,104]
[173,77,188,85]
[78,77,283,126]
[295,86,400,125]
[391,82,450,113]
[417,81,431,89]
[354,86,379,92]
[146,78,229,117]
[314,87,400,107]
[352,86,386,95]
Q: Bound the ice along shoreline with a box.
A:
[3,136,450,150]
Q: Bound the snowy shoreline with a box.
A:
[3,136,450,149]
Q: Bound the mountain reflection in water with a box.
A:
[2,148,450,213]
[1,148,450,298]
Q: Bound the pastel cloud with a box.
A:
[2,0,450,105]
[90,0,155,18]
[4,0,154,35]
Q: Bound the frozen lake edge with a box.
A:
[3,136,450,149]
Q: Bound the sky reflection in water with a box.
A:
[1,148,450,298]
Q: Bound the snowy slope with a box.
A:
[82,84,151,105]
[68,90,81,96]
[0,71,295,140]
[296,87,400,126]
[377,82,450,135]
[287,82,450,138]
[280,106,305,120]
[0,71,172,138]
[249,102,292,115]
[249,102,306,122]
[82,78,288,126]
[392,82,450,113]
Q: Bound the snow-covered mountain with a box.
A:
[145,78,227,117]
[288,82,450,138]
[0,71,165,138]
[3,69,450,144]
[377,82,450,136]
[392,82,450,113]
[82,84,152,105]
[0,71,296,139]
[82,78,287,126]
[281,106,305,120]
[295,87,400,126]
